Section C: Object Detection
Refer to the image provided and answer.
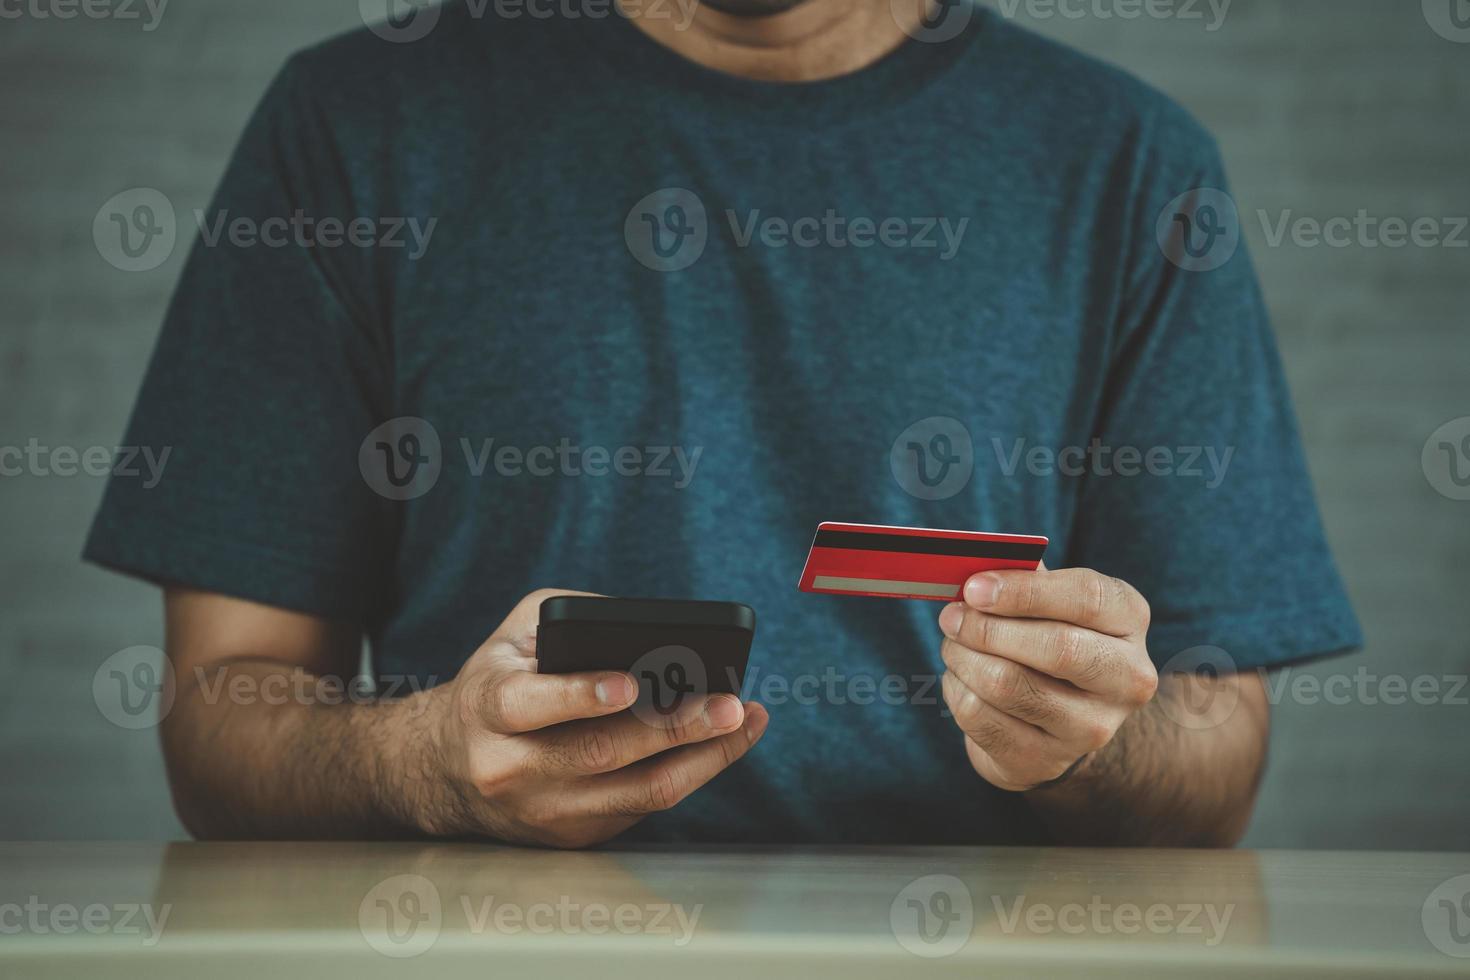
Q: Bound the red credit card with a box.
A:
[797,522,1048,601]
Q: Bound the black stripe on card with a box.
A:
[813,530,1046,562]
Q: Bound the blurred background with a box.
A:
[0,0,1466,847]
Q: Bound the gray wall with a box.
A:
[1,0,1466,847]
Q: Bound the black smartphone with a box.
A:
[536,597,756,710]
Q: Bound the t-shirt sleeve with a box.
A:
[83,56,395,623]
[1063,105,1362,673]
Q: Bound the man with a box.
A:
[86,0,1360,847]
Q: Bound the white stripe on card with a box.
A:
[811,576,957,598]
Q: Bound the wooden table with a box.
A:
[2,843,1467,977]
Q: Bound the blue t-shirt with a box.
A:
[86,2,1360,844]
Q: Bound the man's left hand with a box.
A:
[937,565,1159,791]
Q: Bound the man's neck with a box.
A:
[619,0,934,83]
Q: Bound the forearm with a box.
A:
[1024,671,1270,847]
[162,659,444,839]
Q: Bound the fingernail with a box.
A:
[965,574,1001,608]
[703,695,742,731]
[745,704,768,743]
[596,674,634,706]
[938,602,964,638]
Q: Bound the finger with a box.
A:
[941,639,1114,746]
[939,603,1148,698]
[471,666,638,734]
[940,672,1050,760]
[493,588,606,655]
[958,725,1074,794]
[526,693,747,776]
[961,568,1149,638]
[585,703,769,817]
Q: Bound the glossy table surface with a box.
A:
[2,842,1468,978]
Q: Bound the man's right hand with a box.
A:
[407,590,769,848]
